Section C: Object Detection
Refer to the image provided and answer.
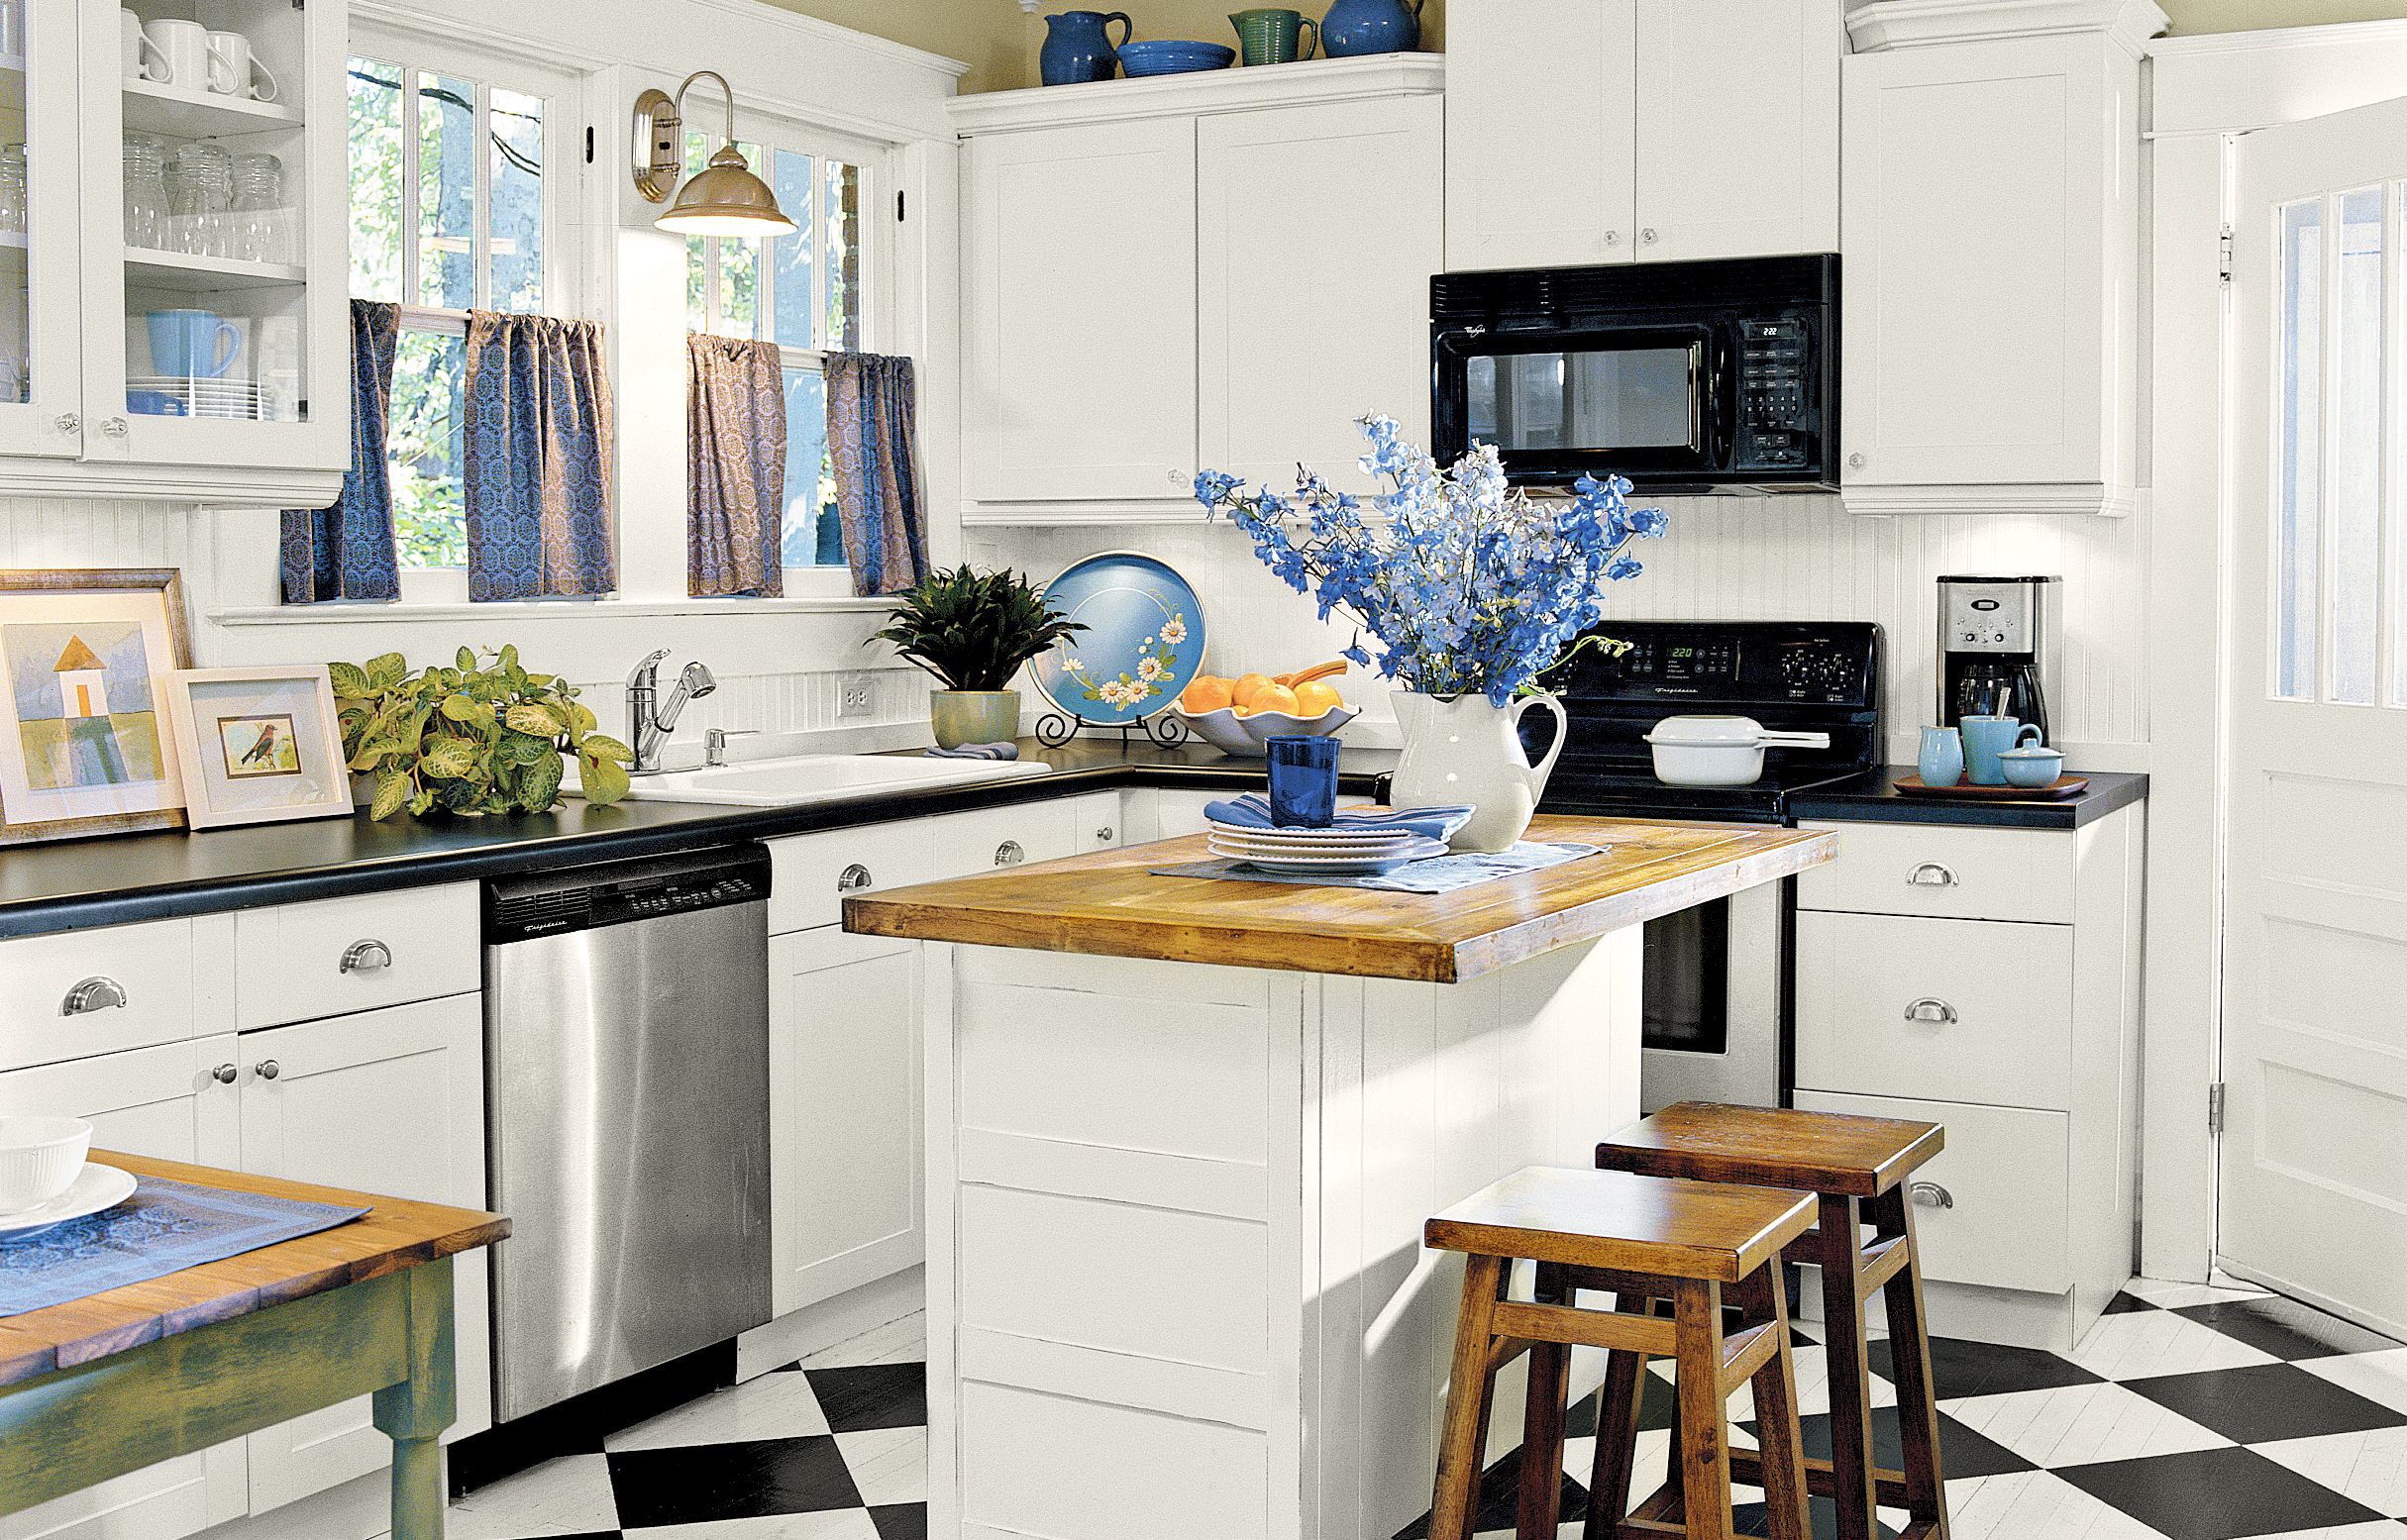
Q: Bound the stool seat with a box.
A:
[1426,1166,1816,1282]
[1595,1100,1943,1197]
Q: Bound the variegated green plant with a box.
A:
[330,646,636,820]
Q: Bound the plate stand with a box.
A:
[1034,710,1192,750]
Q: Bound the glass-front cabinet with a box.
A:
[0,0,346,499]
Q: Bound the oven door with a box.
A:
[1637,877,1783,1112]
[1433,322,1732,486]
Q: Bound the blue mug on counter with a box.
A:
[1961,714,2043,785]
[1265,734,1339,828]
[1917,725,1965,788]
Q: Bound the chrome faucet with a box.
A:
[626,650,717,773]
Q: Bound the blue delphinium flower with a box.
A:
[1196,417,1667,704]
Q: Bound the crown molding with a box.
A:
[949,53,1444,134]
[1846,0,2170,56]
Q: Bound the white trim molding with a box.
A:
[1839,483,2142,519]
[1846,0,2169,56]
[948,52,1445,134]
[2148,19,2407,138]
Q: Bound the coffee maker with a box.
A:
[1936,574,2061,745]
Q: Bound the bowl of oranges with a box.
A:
[1174,661,1358,757]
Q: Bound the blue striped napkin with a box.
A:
[926,741,1020,761]
[1203,793,1477,842]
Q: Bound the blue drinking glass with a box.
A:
[1265,735,1340,828]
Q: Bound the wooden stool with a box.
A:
[1423,1166,1820,1540]
[1597,1103,1951,1540]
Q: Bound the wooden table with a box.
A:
[0,1153,507,1540]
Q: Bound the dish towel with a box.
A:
[0,1176,367,1317]
[1203,793,1477,843]
[927,741,1019,761]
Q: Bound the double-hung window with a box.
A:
[683,114,889,592]
[346,25,580,597]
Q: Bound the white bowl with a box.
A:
[1174,702,1360,758]
[0,1115,91,1213]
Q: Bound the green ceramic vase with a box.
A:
[930,689,1021,749]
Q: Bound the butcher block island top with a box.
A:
[843,813,1833,982]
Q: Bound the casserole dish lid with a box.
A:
[1645,714,1767,747]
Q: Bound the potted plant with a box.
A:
[1195,416,1667,851]
[871,564,1088,749]
[332,646,636,819]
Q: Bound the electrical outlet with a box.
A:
[838,672,877,719]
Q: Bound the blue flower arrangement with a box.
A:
[1193,416,1667,705]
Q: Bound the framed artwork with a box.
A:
[159,667,353,830]
[0,568,193,846]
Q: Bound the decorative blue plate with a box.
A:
[1029,552,1207,726]
[1116,40,1236,76]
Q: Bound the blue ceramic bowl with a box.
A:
[1116,40,1236,76]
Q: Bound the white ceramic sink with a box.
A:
[603,752,1054,807]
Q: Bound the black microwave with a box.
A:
[1430,254,1838,493]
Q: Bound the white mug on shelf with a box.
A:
[204,30,277,102]
[143,18,208,93]
[119,9,165,80]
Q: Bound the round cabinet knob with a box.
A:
[1906,862,1958,887]
[210,1063,239,1085]
[994,840,1025,867]
[1640,227,1659,245]
[339,938,393,975]
[836,863,874,893]
[1903,996,1959,1025]
[1095,826,1115,845]
[1603,230,1622,247]
[1847,452,1867,470]
[52,412,79,435]
[1910,1181,1954,1210]
[100,416,128,439]
[61,975,128,1016]
[1166,467,1186,485]
[255,1060,281,1081]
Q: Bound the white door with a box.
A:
[2221,93,2407,1339]
[235,995,489,1513]
[1442,0,1635,270]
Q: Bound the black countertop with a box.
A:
[1788,766,2149,830]
[0,738,1398,941]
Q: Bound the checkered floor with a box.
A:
[447,1276,2407,1540]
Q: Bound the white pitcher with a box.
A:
[1390,690,1568,854]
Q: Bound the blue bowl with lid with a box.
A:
[1117,39,1236,76]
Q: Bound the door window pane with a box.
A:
[417,71,475,309]
[2331,188,2384,705]
[489,87,545,313]
[2276,196,2324,702]
[349,58,404,302]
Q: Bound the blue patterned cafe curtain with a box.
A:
[463,312,616,601]
[687,334,785,598]
[826,352,928,597]
[279,300,401,602]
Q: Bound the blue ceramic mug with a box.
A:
[147,308,239,379]
[2000,746,2066,789]
[1917,725,1965,788]
[1961,714,2042,786]
[1265,734,1339,828]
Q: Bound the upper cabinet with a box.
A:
[1839,0,2163,518]
[1445,0,1841,271]
[0,0,348,505]
[955,56,1443,519]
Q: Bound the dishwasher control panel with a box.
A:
[485,843,772,943]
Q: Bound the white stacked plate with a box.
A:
[1207,820,1450,876]
[130,375,263,420]
[0,1163,137,1243]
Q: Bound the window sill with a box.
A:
[209,595,894,626]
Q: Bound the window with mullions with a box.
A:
[684,130,871,572]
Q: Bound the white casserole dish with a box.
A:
[1643,715,1831,787]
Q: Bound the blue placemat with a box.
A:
[1153,840,1607,895]
[0,1175,368,1317]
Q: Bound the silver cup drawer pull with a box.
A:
[1910,1181,1953,1210]
[340,939,393,975]
[994,840,1026,868]
[1903,996,1958,1025]
[1906,862,1959,887]
[836,864,875,893]
[61,975,128,1016]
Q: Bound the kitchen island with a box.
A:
[845,814,1832,1540]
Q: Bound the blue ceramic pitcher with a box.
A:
[1321,0,1421,56]
[1040,11,1132,85]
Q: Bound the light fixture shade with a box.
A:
[655,144,796,237]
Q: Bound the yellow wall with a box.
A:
[2164,0,2407,29]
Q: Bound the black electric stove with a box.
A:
[1531,620,1883,825]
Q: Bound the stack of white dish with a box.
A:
[130,375,263,420]
[1206,819,1449,876]
[0,1115,134,1243]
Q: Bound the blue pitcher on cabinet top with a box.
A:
[1040,10,1132,85]
[1320,0,1421,55]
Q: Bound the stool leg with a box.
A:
[1671,1278,1735,1540]
[1518,1263,1573,1540]
[1872,1185,1951,1538]
[1818,1193,1881,1540]
[1582,1293,1656,1540]
[1743,1258,1811,1540]
[1431,1253,1510,1540]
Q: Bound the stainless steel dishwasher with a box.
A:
[483,843,773,1423]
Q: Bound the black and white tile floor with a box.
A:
[446,1275,2407,1540]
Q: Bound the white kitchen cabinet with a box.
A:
[927,799,1081,877]
[1444,0,1839,272]
[1838,3,2153,516]
[1198,95,1441,494]
[1074,790,1123,852]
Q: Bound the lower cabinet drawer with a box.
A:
[0,917,201,1072]
[1795,911,2073,1110]
[232,885,478,1029]
[1798,820,2075,924]
[1794,1089,2070,1296]
[928,801,1080,879]
[771,820,933,935]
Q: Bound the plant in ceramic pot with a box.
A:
[333,646,636,820]
[1195,416,1667,852]
[871,564,1088,749]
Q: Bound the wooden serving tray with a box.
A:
[1893,773,2088,800]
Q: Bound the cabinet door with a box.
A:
[0,1039,245,1540]
[769,927,921,1316]
[1444,0,1636,270]
[1073,791,1123,852]
[235,994,489,1514]
[1633,0,1839,262]
[964,118,1197,503]
[1839,36,2120,491]
[0,0,87,461]
[1199,95,1442,495]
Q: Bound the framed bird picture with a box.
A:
[159,666,353,831]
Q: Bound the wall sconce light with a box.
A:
[631,70,797,237]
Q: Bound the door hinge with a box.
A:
[2208,1080,2227,1135]
[2218,225,2235,284]
[896,190,906,223]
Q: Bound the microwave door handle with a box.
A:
[1685,340,1706,454]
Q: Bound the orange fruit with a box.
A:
[1237,682,1300,717]
[1180,675,1234,713]
[1291,680,1344,717]
[1230,672,1279,710]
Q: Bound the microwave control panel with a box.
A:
[1735,316,1820,473]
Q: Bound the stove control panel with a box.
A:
[1564,622,1877,708]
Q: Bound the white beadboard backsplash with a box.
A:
[978,491,2153,768]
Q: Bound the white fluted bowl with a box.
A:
[1174,702,1359,758]
[0,1116,91,1213]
